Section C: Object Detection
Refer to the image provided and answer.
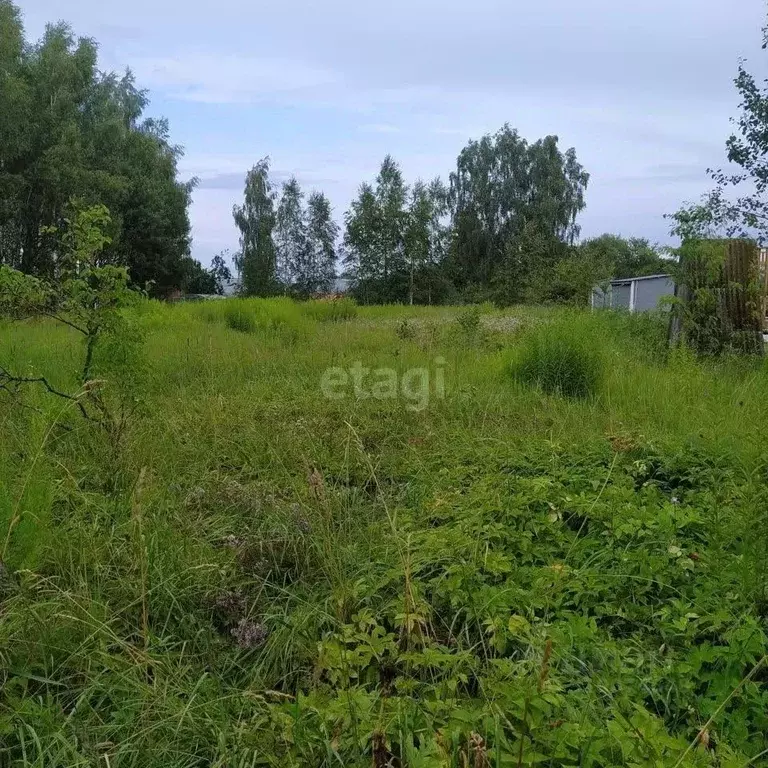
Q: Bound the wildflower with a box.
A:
[213,591,246,622]
[231,618,268,649]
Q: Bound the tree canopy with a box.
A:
[0,1,197,295]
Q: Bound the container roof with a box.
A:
[610,274,671,286]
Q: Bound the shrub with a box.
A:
[511,321,602,398]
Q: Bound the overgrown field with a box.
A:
[2,299,768,767]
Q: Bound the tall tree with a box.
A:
[343,182,381,300]
[303,191,338,295]
[233,158,277,296]
[448,124,589,295]
[0,4,196,294]
[375,155,408,288]
[578,235,667,279]
[404,178,449,305]
[343,156,409,303]
[275,177,307,288]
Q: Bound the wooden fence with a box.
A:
[670,239,764,355]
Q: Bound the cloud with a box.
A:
[22,0,767,261]
[131,54,339,104]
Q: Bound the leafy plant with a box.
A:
[1,202,140,400]
[456,305,482,338]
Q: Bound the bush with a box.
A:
[511,321,602,398]
[302,297,358,323]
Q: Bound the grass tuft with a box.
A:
[510,315,602,398]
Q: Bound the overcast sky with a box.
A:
[21,0,768,266]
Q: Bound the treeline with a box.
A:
[0,1,208,296]
[2,1,668,305]
[234,126,669,305]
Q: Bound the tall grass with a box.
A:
[301,297,358,322]
[2,302,768,765]
[509,312,604,398]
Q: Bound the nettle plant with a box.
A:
[0,202,142,426]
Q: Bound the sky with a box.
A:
[20,0,768,267]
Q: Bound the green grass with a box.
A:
[509,312,604,398]
[2,300,768,766]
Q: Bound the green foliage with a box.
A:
[531,249,610,305]
[179,255,218,295]
[234,158,278,297]
[0,4,196,293]
[510,316,603,397]
[210,252,233,295]
[672,239,763,357]
[580,234,670,280]
[224,303,256,333]
[456,304,482,342]
[303,191,338,296]
[3,303,768,765]
[449,125,589,296]
[1,202,140,383]
[344,158,448,305]
[201,297,311,341]
[272,179,338,296]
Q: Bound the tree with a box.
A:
[210,251,232,295]
[375,155,408,290]
[670,19,768,241]
[404,179,449,304]
[343,182,380,300]
[275,177,307,289]
[1,202,138,390]
[448,125,589,297]
[233,158,277,297]
[578,235,668,279]
[179,257,217,295]
[0,3,196,294]
[304,191,338,295]
[343,156,409,303]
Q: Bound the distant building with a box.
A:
[592,274,675,312]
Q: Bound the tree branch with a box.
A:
[0,366,93,421]
[40,311,87,335]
